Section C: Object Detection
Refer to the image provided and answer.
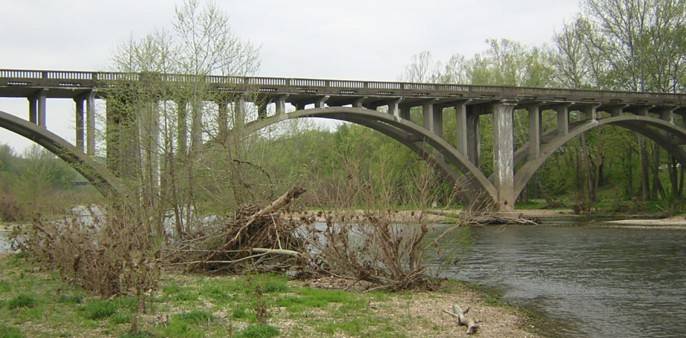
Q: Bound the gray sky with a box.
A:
[0,0,581,153]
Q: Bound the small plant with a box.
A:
[253,285,268,324]
[0,324,23,338]
[7,294,36,309]
[82,300,117,320]
[57,294,84,304]
[174,310,214,324]
[235,324,280,338]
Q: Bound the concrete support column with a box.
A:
[635,106,650,116]
[28,96,37,124]
[275,96,287,115]
[315,96,329,108]
[216,98,228,138]
[190,100,202,152]
[466,106,480,167]
[388,98,401,118]
[176,100,187,156]
[37,89,47,128]
[294,102,306,111]
[528,105,541,159]
[434,106,444,137]
[399,105,411,120]
[609,106,624,117]
[455,102,468,156]
[235,96,246,128]
[86,91,96,156]
[492,102,516,211]
[659,107,676,124]
[556,104,569,136]
[74,96,85,152]
[353,97,365,108]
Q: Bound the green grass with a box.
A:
[234,324,280,338]
[0,324,23,338]
[81,300,117,320]
[7,294,36,309]
[0,254,537,337]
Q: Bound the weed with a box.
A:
[0,280,10,292]
[174,310,214,324]
[82,300,117,320]
[7,294,36,309]
[235,324,280,338]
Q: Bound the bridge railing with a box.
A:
[1,68,684,103]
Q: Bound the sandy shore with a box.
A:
[605,216,686,227]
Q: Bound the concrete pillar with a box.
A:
[191,100,202,152]
[659,107,675,124]
[434,106,444,137]
[176,99,187,156]
[315,96,329,108]
[455,102,468,156]
[294,102,306,111]
[86,91,96,156]
[608,106,624,117]
[388,98,401,118]
[353,97,365,108]
[556,104,569,136]
[275,96,287,115]
[528,105,541,159]
[492,102,516,211]
[422,102,442,136]
[74,96,85,152]
[466,106,480,167]
[37,89,47,128]
[105,98,120,175]
[217,98,228,138]
[399,105,411,120]
[28,96,37,124]
[423,102,433,130]
[235,96,246,128]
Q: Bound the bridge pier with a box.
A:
[422,102,442,136]
[176,99,188,156]
[455,102,469,156]
[74,92,96,155]
[493,102,516,211]
[28,90,48,127]
[528,104,541,159]
[555,104,570,136]
[466,106,480,166]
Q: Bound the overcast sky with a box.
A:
[0,0,581,153]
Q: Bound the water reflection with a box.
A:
[434,224,686,338]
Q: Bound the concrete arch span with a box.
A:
[514,115,686,199]
[237,107,498,202]
[0,110,123,198]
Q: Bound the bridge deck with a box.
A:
[1,69,685,110]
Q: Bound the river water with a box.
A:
[435,223,686,338]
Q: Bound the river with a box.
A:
[435,223,686,338]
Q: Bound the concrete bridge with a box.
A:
[1,68,686,210]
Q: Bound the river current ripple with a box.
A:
[435,224,686,338]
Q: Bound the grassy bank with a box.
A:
[0,254,540,337]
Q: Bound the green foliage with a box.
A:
[81,300,117,320]
[7,294,36,309]
[234,324,280,338]
[174,310,214,324]
[0,324,23,338]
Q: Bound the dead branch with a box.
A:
[444,304,480,335]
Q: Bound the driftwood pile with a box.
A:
[164,187,307,272]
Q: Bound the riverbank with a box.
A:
[0,254,539,337]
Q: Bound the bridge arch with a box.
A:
[238,107,498,202]
[0,110,123,198]
[514,115,686,199]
